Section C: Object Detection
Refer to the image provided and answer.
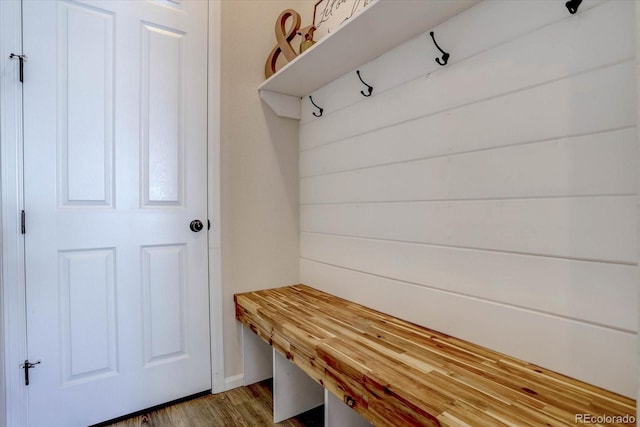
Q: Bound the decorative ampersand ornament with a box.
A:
[264,9,301,79]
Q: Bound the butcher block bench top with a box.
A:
[234,285,636,427]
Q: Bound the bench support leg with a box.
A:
[273,350,324,423]
[324,389,372,427]
[242,328,273,386]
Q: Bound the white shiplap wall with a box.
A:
[299,0,638,398]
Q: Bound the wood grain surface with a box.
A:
[105,379,323,427]
[235,285,636,427]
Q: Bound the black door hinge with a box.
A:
[21,359,41,385]
[9,53,26,83]
[20,210,25,234]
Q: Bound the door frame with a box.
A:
[207,0,225,399]
[0,1,28,426]
[0,2,224,426]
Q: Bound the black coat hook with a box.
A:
[356,70,373,97]
[565,0,582,14]
[430,31,449,66]
[309,96,324,117]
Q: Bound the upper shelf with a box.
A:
[258,0,480,98]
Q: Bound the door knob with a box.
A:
[190,219,204,232]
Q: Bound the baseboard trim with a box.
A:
[223,373,244,391]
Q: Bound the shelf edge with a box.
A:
[259,90,301,120]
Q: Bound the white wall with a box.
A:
[219,0,314,388]
[299,0,638,398]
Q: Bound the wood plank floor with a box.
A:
[105,379,323,427]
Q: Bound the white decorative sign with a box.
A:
[313,0,375,41]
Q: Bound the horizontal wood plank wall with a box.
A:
[298,0,638,398]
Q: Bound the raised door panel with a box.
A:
[58,2,114,207]
[58,248,118,384]
[141,23,185,207]
[141,245,187,365]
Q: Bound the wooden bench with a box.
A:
[235,284,636,426]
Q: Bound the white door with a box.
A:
[22,1,211,426]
